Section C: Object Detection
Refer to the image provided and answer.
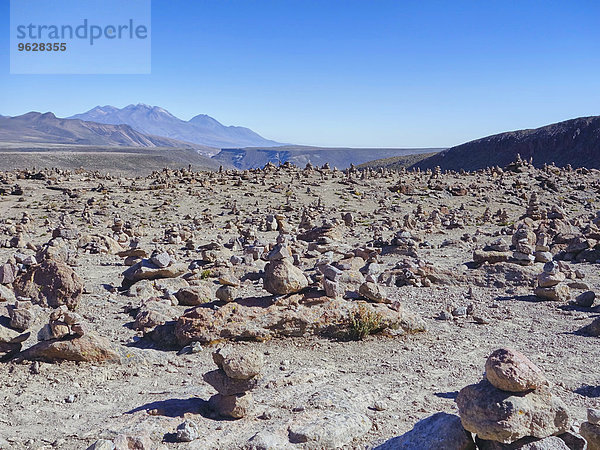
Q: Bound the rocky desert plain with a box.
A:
[0,155,599,450]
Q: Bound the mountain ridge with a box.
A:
[68,104,281,150]
[0,111,215,152]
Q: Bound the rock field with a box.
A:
[0,156,599,449]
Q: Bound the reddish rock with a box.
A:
[485,348,548,392]
[13,259,83,310]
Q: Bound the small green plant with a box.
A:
[348,304,383,340]
[200,269,211,279]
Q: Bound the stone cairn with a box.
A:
[203,347,263,419]
[534,261,570,302]
[457,348,572,448]
[580,408,600,449]
[511,224,536,265]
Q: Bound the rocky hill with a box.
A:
[413,115,600,171]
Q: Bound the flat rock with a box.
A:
[288,411,371,449]
[122,260,187,282]
[456,379,570,444]
[175,297,426,345]
[21,332,121,363]
[376,412,475,450]
[475,435,569,449]
[485,348,548,392]
[534,285,570,302]
[203,369,258,395]
[474,250,511,265]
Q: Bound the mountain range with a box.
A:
[68,104,281,151]
[0,112,214,150]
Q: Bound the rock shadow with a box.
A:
[433,390,459,399]
[574,385,600,398]
[495,294,542,303]
[126,397,210,418]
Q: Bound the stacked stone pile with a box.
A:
[204,347,263,419]
[534,261,570,302]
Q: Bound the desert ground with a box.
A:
[0,157,599,449]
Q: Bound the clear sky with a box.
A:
[1,0,600,147]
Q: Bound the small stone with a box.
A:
[437,310,453,321]
[86,439,115,450]
[543,261,560,274]
[535,252,553,263]
[575,291,595,307]
[246,430,292,450]
[212,347,263,380]
[203,369,258,395]
[485,348,548,392]
[372,400,388,411]
[263,259,308,295]
[216,285,237,303]
[473,315,490,324]
[176,419,199,442]
[588,408,600,425]
[0,285,16,302]
[151,252,171,268]
[537,271,565,288]
[579,421,600,450]
[323,278,342,298]
[358,282,389,303]
[318,264,343,282]
[452,306,467,317]
[175,286,212,306]
[209,392,253,419]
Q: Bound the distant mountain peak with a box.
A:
[67,104,281,149]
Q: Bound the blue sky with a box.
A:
[1,0,600,147]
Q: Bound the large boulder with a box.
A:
[263,260,308,295]
[175,296,426,345]
[13,259,83,310]
[376,412,475,450]
[456,380,570,444]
